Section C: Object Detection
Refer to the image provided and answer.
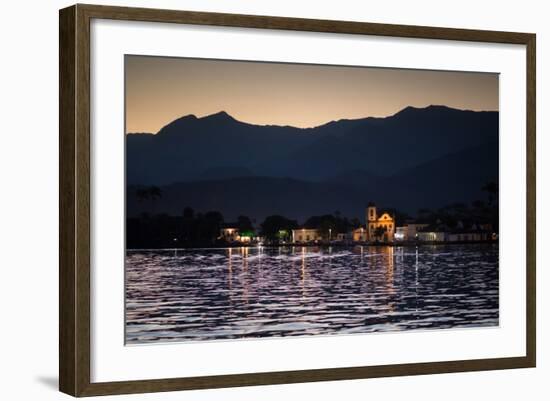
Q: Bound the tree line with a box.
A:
[126,182,498,249]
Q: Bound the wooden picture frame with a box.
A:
[59,3,536,397]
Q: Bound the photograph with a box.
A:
[124,55,500,344]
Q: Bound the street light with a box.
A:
[329,228,332,242]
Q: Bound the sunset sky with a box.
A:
[125,55,499,133]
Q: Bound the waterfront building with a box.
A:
[219,227,240,242]
[417,230,447,242]
[417,223,448,242]
[447,232,490,242]
[404,222,429,240]
[446,223,493,242]
[291,228,322,243]
[416,221,494,243]
[219,226,261,243]
[394,226,407,241]
[351,227,368,242]
[366,203,395,243]
[336,233,348,242]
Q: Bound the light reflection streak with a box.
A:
[125,244,499,344]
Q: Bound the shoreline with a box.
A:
[126,240,498,252]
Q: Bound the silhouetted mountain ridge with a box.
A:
[127,105,498,186]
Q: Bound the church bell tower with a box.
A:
[367,202,377,223]
[366,202,377,241]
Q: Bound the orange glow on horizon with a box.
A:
[125,55,499,133]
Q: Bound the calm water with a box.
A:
[125,244,498,344]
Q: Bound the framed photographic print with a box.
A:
[59,4,536,397]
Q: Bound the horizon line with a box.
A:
[126,104,499,135]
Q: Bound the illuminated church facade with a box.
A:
[366,202,395,243]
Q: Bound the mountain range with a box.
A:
[126,105,498,221]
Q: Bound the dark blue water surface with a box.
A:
[125,244,498,344]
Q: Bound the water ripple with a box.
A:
[125,244,498,344]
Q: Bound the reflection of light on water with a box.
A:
[395,246,404,263]
[241,247,249,304]
[257,245,262,271]
[385,246,394,279]
[301,247,307,299]
[384,246,395,311]
[227,248,233,300]
[415,247,419,312]
[125,244,500,344]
